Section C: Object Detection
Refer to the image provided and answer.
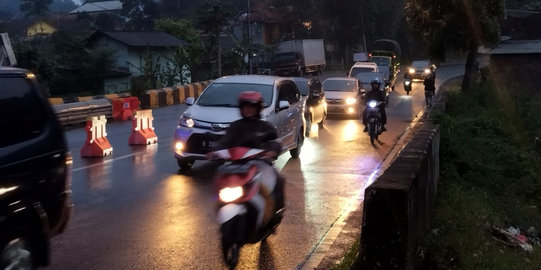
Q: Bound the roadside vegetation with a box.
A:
[416,77,541,269]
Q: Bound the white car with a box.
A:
[348,61,379,78]
[173,75,305,170]
[323,77,362,118]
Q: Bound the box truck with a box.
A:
[274,39,326,76]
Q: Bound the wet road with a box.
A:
[46,64,463,269]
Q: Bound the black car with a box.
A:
[0,67,72,269]
[292,77,327,136]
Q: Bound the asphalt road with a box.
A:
[46,64,464,269]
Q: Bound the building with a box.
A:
[86,30,189,93]
[481,39,541,93]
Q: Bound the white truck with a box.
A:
[274,39,326,76]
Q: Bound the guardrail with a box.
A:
[53,99,112,126]
[51,80,213,127]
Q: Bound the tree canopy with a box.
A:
[405,0,505,91]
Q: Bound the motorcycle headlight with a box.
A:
[345,97,356,105]
[179,116,195,128]
[408,68,415,74]
[404,81,411,86]
[219,186,244,203]
[368,101,378,108]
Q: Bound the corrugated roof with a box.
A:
[93,31,188,47]
[69,1,122,14]
[485,40,541,54]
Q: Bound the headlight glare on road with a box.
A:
[179,116,194,128]
[219,187,243,203]
[345,97,356,105]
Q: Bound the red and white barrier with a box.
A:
[81,115,113,157]
[112,97,140,121]
[128,109,158,145]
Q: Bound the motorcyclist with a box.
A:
[363,78,387,132]
[209,91,285,210]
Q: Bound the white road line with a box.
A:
[72,151,146,172]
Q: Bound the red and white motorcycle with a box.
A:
[211,147,285,269]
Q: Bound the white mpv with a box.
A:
[173,75,306,170]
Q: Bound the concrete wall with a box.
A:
[358,101,443,269]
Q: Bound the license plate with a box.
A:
[202,141,217,148]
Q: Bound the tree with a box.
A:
[196,0,236,77]
[120,0,157,30]
[20,0,53,18]
[405,0,504,92]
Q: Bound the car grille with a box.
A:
[326,98,345,105]
[185,133,224,154]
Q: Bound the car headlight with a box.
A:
[219,186,243,203]
[424,68,431,74]
[368,101,378,108]
[179,116,195,128]
[345,97,356,105]
[408,68,415,74]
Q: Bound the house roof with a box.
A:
[482,40,541,54]
[89,31,188,47]
[69,0,122,14]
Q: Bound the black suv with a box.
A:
[0,67,72,269]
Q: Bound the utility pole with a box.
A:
[247,0,252,74]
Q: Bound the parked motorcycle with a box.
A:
[212,147,285,269]
[404,78,412,95]
[365,100,384,144]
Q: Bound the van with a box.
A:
[348,62,379,78]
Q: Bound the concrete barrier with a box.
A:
[358,107,442,270]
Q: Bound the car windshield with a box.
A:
[274,52,296,64]
[322,79,357,92]
[412,61,430,68]
[350,67,376,77]
[371,57,391,66]
[352,72,383,84]
[197,83,273,107]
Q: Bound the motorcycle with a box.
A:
[212,147,285,269]
[365,100,384,145]
[404,77,412,95]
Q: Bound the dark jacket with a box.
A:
[365,88,386,103]
[215,117,282,154]
[424,75,436,92]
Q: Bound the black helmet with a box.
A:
[370,78,381,88]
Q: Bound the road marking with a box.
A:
[72,151,147,173]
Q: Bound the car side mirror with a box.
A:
[311,92,320,98]
[278,100,290,110]
[186,97,195,106]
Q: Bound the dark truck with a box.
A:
[369,39,402,89]
[273,39,326,77]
